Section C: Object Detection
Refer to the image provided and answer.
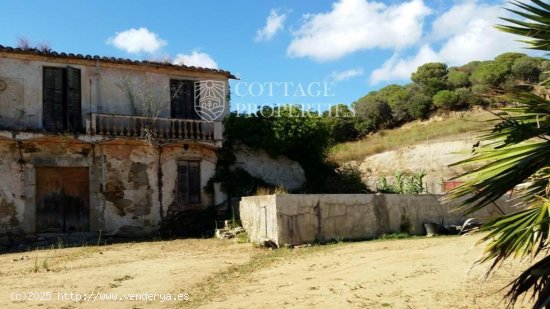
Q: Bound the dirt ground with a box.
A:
[1,234,534,308]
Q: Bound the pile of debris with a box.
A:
[215,220,246,239]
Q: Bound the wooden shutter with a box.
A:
[177,161,201,207]
[170,80,198,119]
[188,161,201,204]
[43,67,65,131]
[66,67,82,131]
[170,79,184,118]
[177,164,189,205]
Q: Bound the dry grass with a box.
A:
[255,186,288,196]
[329,110,493,163]
[185,246,329,307]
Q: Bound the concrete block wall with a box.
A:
[239,194,515,246]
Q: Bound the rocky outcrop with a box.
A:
[233,143,305,191]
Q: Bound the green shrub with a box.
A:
[447,68,470,88]
[411,62,449,96]
[433,90,459,110]
[470,62,509,87]
[376,171,426,194]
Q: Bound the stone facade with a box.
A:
[0,48,232,236]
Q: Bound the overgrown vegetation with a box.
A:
[330,110,491,162]
[446,1,550,307]
[376,171,426,194]
[211,4,549,201]
[211,105,369,195]
[326,51,548,145]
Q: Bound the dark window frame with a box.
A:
[170,79,200,120]
[42,66,82,132]
[177,160,202,208]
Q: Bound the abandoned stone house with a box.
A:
[0,45,235,236]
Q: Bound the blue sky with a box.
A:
[0,0,541,110]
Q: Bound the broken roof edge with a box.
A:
[0,45,237,79]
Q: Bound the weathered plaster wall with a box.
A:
[98,142,160,236]
[0,57,93,129]
[0,54,226,237]
[240,194,516,246]
[237,194,279,242]
[233,143,306,191]
[0,137,218,236]
[160,144,217,213]
[0,140,24,232]
[0,55,229,131]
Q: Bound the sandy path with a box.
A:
[203,235,532,309]
[1,235,535,308]
[1,239,255,308]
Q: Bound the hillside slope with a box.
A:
[356,137,477,193]
[330,110,492,163]
[331,111,493,193]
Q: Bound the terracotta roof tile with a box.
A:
[0,45,237,79]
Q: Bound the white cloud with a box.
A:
[369,0,529,84]
[287,0,431,62]
[173,51,219,69]
[255,9,287,42]
[371,45,440,84]
[327,68,364,82]
[107,27,167,54]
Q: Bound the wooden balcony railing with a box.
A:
[86,113,222,141]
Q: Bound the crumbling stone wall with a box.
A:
[0,139,23,231]
[161,144,217,214]
[0,134,218,236]
[98,142,159,236]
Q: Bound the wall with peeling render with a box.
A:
[0,53,226,237]
[239,194,516,246]
[0,55,230,131]
[0,135,218,236]
[0,140,24,231]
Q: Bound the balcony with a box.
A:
[86,113,222,143]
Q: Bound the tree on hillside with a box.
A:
[353,93,393,134]
[453,87,484,108]
[323,104,358,143]
[447,0,550,306]
[460,60,484,74]
[470,61,510,87]
[494,52,528,68]
[411,62,448,96]
[376,84,412,123]
[432,90,459,110]
[406,90,432,120]
[447,68,471,89]
[512,57,542,84]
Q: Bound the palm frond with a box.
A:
[449,1,550,307]
[497,1,550,52]
[477,197,550,268]
[506,253,550,308]
[445,93,550,214]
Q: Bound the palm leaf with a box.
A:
[506,254,550,308]
[497,1,550,52]
[448,1,550,307]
